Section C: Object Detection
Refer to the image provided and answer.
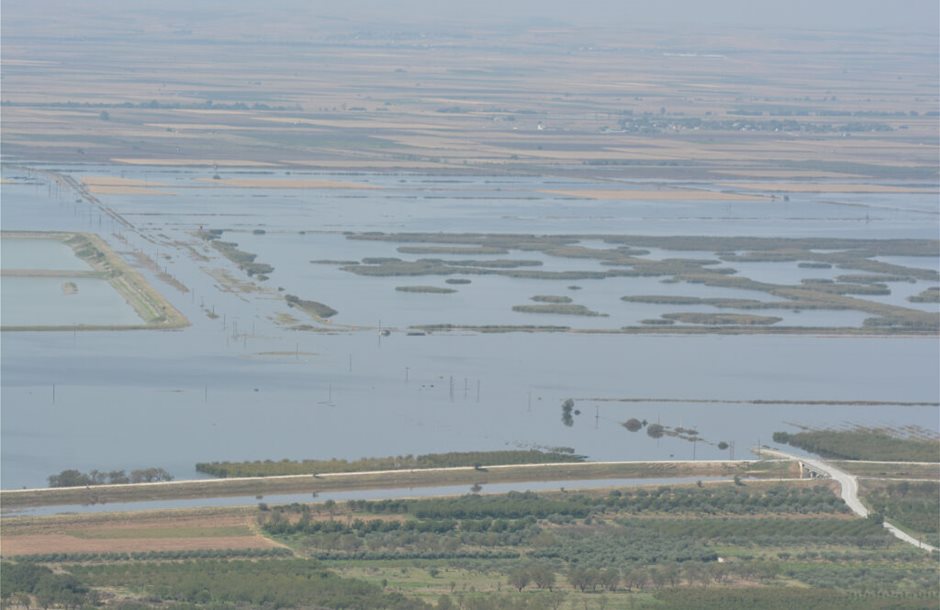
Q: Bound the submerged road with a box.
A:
[761,448,938,553]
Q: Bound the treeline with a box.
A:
[773,429,940,462]
[47,467,173,488]
[262,514,537,537]
[619,517,891,547]
[782,562,940,593]
[15,548,291,564]
[652,588,939,610]
[67,559,428,610]
[261,511,539,558]
[534,526,717,565]
[196,449,584,478]
[350,485,847,519]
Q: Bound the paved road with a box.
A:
[762,448,938,553]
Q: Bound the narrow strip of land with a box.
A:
[586,397,940,407]
[0,459,793,510]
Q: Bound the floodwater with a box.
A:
[1,166,937,496]
[1,236,143,327]
[1,276,143,327]
[1,238,92,271]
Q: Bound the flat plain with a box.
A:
[1,4,938,610]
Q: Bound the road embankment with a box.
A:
[1,459,794,510]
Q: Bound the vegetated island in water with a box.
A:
[0,231,188,331]
[329,232,940,332]
[909,287,940,303]
[395,285,457,294]
[661,312,783,326]
[513,304,608,317]
[196,449,586,478]
[284,294,338,319]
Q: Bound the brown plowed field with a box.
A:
[1,509,281,556]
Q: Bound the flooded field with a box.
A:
[1,165,937,491]
[1,276,144,327]
[0,230,184,331]
[0,234,147,328]
[1,237,92,271]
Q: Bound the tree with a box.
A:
[662,563,681,588]
[530,564,556,591]
[646,424,665,439]
[622,418,643,432]
[683,562,710,588]
[567,566,590,592]
[508,567,531,592]
[599,568,620,591]
[649,565,668,589]
[623,566,648,591]
[546,590,567,610]
[130,467,173,483]
[708,562,729,584]
[107,470,130,484]
[561,399,575,427]
[13,592,32,610]
[567,566,602,592]
[47,470,91,488]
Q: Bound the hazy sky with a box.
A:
[319,0,939,32]
[4,0,938,36]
